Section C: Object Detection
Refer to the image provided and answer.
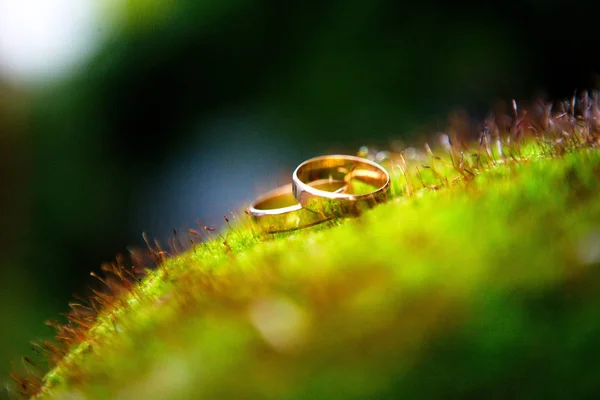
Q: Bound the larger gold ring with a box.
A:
[292,155,390,218]
[248,180,346,233]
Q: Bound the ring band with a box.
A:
[292,155,390,218]
[248,180,347,233]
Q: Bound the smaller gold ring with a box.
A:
[292,155,390,218]
[248,180,346,233]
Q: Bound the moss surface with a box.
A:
[16,122,600,398]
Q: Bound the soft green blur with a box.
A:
[38,143,600,398]
[1,0,598,392]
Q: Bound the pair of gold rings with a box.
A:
[248,155,391,233]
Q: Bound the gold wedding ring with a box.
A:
[292,155,390,218]
[248,180,347,233]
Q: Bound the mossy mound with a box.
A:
[13,101,600,399]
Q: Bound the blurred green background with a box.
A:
[1,0,600,392]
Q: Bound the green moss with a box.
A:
[29,139,600,399]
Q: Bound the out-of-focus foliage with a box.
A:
[4,0,600,391]
[15,103,600,397]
